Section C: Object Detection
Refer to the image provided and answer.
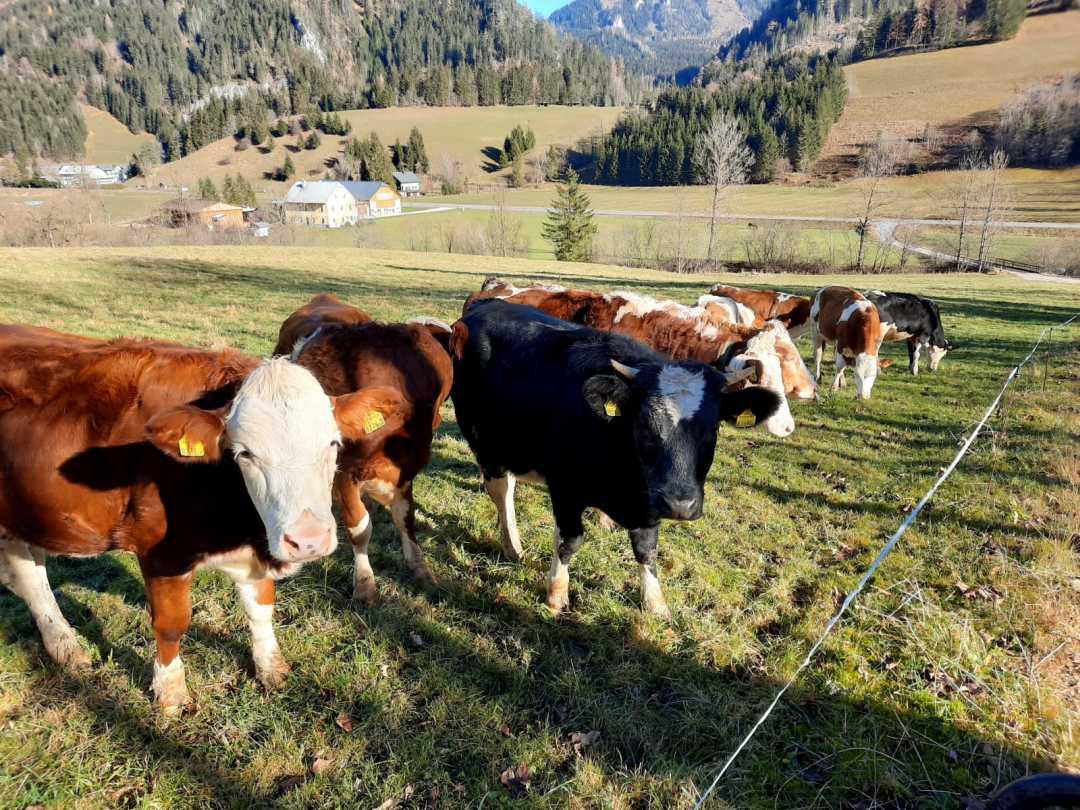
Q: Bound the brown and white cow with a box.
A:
[274,295,454,604]
[810,286,893,400]
[467,279,816,428]
[0,325,399,713]
[709,284,813,337]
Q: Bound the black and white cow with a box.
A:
[865,290,953,375]
[448,301,781,618]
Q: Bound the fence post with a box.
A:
[1042,327,1053,391]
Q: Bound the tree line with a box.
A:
[0,0,643,161]
[590,53,847,185]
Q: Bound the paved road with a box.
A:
[404,201,1080,232]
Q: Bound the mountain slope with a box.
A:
[549,0,770,75]
[0,0,641,161]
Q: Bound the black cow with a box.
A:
[865,290,953,375]
[448,301,781,618]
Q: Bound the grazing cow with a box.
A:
[0,326,399,713]
[810,286,893,399]
[695,294,763,328]
[865,290,952,375]
[274,296,454,603]
[709,284,813,337]
[466,278,815,430]
[450,301,782,616]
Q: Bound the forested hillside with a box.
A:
[590,53,847,184]
[719,0,1035,64]
[0,0,642,161]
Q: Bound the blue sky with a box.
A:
[521,0,565,17]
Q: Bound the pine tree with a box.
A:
[407,127,429,173]
[222,175,235,202]
[165,129,181,162]
[392,138,404,169]
[542,170,597,262]
[305,131,321,150]
[749,119,780,184]
[281,154,295,180]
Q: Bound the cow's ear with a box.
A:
[146,405,226,463]
[448,320,469,361]
[334,386,410,441]
[583,374,632,422]
[715,386,781,429]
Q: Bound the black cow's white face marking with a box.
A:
[655,366,705,424]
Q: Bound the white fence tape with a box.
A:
[693,310,1080,809]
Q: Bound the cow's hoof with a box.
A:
[501,542,523,563]
[47,635,91,670]
[153,671,190,717]
[352,581,379,606]
[546,587,569,616]
[257,653,291,690]
[413,566,439,590]
[644,598,672,620]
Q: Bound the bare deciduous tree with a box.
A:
[975,149,1011,272]
[695,111,751,263]
[485,189,528,257]
[853,131,905,270]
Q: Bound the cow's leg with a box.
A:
[813,336,826,382]
[832,352,847,391]
[0,535,89,668]
[484,474,523,561]
[389,483,436,588]
[630,526,670,619]
[908,338,923,376]
[144,571,193,715]
[234,577,290,689]
[338,477,377,604]
[546,509,585,615]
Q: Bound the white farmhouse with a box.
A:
[283,181,358,228]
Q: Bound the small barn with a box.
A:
[161,200,246,230]
[341,181,402,218]
[392,171,421,197]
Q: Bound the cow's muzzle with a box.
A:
[278,509,336,562]
[659,495,702,521]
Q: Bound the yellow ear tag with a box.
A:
[178,435,205,457]
[604,400,620,418]
[363,410,386,434]
[735,409,756,428]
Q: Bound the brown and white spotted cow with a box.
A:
[467,279,816,425]
[274,295,454,604]
[810,286,893,400]
[709,284,813,338]
[0,325,399,713]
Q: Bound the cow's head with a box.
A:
[853,352,881,400]
[583,359,781,523]
[928,339,952,371]
[763,320,816,401]
[147,358,404,565]
[721,329,796,436]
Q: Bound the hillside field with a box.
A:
[0,246,1077,808]
[80,105,157,166]
[823,10,1080,163]
[148,105,623,193]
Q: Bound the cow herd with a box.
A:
[0,279,951,714]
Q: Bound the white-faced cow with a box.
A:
[810,286,893,400]
[449,301,782,617]
[865,290,952,375]
[0,325,398,714]
[709,284,813,337]
[274,295,454,604]
[466,278,815,433]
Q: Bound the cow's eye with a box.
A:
[235,449,255,462]
[330,439,342,450]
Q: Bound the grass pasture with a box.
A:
[80,105,158,167]
[0,246,1077,808]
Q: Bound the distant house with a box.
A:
[391,171,421,197]
[53,164,128,187]
[341,180,402,218]
[161,200,246,230]
[283,181,357,228]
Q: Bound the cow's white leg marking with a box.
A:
[390,487,436,587]
[151,656,188,715]
[485,475,523,561]
[910,341,922,376]
[640,562,670,619]
[0,536,89,668]
[832,353,847,390]
[234,580,289,689]
[546,529,572,615]
[813,335,826,382]
[348,511,377,604]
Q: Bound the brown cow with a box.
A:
[810,286,893,399]
[467,279,817,433]
[709,284,812,337]
[0,325,401,713]
[274,296,454,603]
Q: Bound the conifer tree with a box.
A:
[407,127,430,173]
[542,170,597,262]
